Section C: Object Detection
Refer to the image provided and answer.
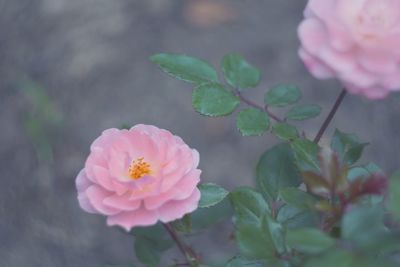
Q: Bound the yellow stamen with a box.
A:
[128,157,152,180]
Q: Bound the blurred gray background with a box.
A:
[1,0,400,266]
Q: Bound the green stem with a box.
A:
[234,90,283,122]
[163,223,198,267]
[313,89,347,144]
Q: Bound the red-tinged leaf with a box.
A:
[302,171,330,194]
[318,148,348,192]
[361,174,388,195]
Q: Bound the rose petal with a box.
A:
[144,169,201,210]
[76,169,92,192]
[106,208,158,231]
[103,194,141,211]
[299,49,335,79]
[77,192,97,214]
[85,185,120,215]
[158,189,201,223]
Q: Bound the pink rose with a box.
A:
[76,125,201,231]
[298,0,400,99]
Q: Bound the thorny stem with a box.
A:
[234,90,283,122]
[163,223,198,267]
[313,89,347,144]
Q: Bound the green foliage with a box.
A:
[347,166,370,181]
[277,188,320,231]
[277,205,319,230]
[304,249,398,267]
[191,198,232,230]
[286,228,335,254]
[256,143,302,201]
[146,51,400,267]
[229,187,270,223]
[225,256,266,267]
[286,105,321,121]
[341,205,387,250]
[151,53,218,84]
[198,183,229,208]
[171,214,192,233]
[331,129,368,165]
[272,123,299,141]
[135,237,171,267]
[192,83,240,116]
[364,162,383,174]
[290,138,320,171]
[304,249,355,267]
[264,84,301,107]
[230,188,273,259]
[233,221,276,260]
[388,171,400,220]
[279,187,317,211]
[221,53,261,90]
[236,108,270,136]
[131,224,173,267]
[230,187,286,261]
[261,214,286,254]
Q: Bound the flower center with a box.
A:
[128,157,152,180]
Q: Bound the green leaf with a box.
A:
[229,188,274,259]
[221,53,261,90]
[290,138,320,171]
[264,84,301,107]
[331,129,368,165]
[131,224,173,267]
[256,143,302,201]
[229,187,270,224]
[150,53,218,84]
[277,205,319,230]
[225,256,266,267]
[261,214,286,254]
[304,249,354,267]
[198,183,229,208]
[345,143,368,165]
[236,108,270,136]
[279,187,317,211]
[341,205,387,250]
[305,249,399,267]
[230,188,275,259]
[135,236,171,267]
[365,162,383,174]
[191,198,232,229]
[192,83,240,116]
[171,214,192,233]
[347,166,370,181]
[286,228,335,254]
[130,223,166,239]
[234,221,276,259]
[286,104,321,121]
[232,212,285,260]
[272,122,299,141]
[367,230,400,255]
[388,171,400,220]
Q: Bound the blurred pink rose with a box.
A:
[298,0,400,99]
[76,125,201,231]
